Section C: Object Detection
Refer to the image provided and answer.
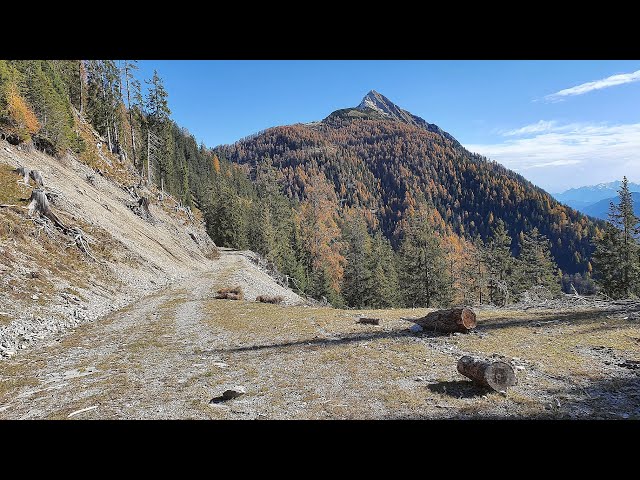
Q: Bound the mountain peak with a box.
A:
[350,90,458,145]
[357,90,408,120]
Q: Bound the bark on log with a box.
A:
[414,307,476,333]
[457,356,516,392]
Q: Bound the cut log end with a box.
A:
[457,355,516,392]
[484,361,517,392]
[460,308,477,330]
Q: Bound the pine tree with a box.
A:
[86,60,121,154]
[367,232,400,308]
[297,174,345,301]
[470,236,488,305]
[515,227,561,296]
[341,212,373,308]
[593,177,640,298]
[122,60,140,167]
[483,220,516,306]
[203,183,248,249]
[248,201,276,258]
[145,70,172,189]
[399,211,452,308]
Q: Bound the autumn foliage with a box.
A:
[5,84,40,142]
[219,116,602,274]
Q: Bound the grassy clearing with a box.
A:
[197,300,639,418]
[0,164,31,206]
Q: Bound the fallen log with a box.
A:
[457,355,516,392]
[357,317,380,325]
[215,286,244,300]
[414,307,476,333]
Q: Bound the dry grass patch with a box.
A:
[0,361,39,402]
[0,163,31,206]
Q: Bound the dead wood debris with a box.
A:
[256,295,284,304]
[215,286,244,300]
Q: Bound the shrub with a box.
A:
[256,295,284,304]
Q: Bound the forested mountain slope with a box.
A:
[218,91,602,274]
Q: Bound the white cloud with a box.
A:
[465,121,640,191]
[545,69,640,102]
[529,159,582,169]
[503,120,559,136]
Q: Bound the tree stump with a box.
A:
[457,356,516,392]
[414,307,476,333]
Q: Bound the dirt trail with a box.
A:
[0,249,304,419]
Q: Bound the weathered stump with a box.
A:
[415,307,477,333]
[457,355,516,392]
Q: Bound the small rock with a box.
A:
[409,324,424,333]
[222,386,246,400]
[622,413,630,419]
[31,295,39,300]
[515,365,526,371]
[212,362,228,369]
[414,376,425,382]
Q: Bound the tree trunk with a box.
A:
[414,307,476,333]
[28,189,68,232]
[147,130,151,185]
[457,355,516,392]
[79,60,84,115]
[125,65,137,168]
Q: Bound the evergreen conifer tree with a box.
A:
[593,177,640,298]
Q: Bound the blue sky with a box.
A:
[134,60,640,193]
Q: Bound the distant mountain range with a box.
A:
[581,192,640,220]
[554,181,640,219]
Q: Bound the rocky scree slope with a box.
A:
[0,137,218,357]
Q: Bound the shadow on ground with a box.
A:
[426,380,489,398]
[203,325,459,355]
[476,308,638,333]
[389,374,640,420]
